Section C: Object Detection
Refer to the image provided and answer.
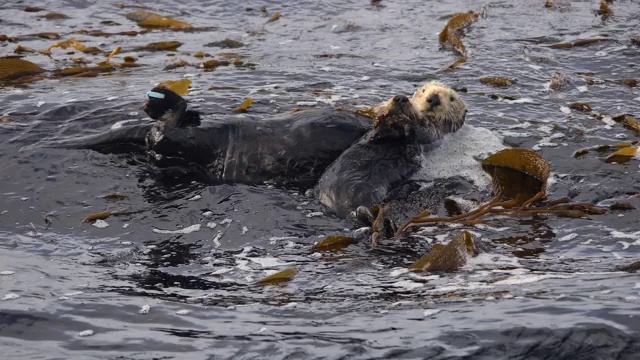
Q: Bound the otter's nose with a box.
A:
[393,95,409,104]
[427,94,441,108]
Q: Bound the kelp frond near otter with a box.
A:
[156,78,192,96]
[438,7,486,70]
[257,267,297,285]
[408,231,480,272]
[395,148,607,237]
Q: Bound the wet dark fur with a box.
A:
[317,95,442,217]
[51,87,372,188]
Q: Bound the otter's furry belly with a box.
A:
[154,109,373,188]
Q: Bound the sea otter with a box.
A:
[317,81,468,218]
[51,87,373,188]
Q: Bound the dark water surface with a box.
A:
[2,0,640,359]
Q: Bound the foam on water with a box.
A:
[413,125,506,189]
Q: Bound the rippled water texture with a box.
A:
[2,0,640,359]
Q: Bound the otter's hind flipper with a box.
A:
[43,124,153,154]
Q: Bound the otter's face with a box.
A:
[144,86,185,122]
[372,94,423,127]
[410,81,467,133]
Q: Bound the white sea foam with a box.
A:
[413,125,506,189]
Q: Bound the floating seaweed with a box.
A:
[408,231,480,272]
[0,57,45,81]
[597,0,612,21]
[125,10,193,30]
[200,59,231,70]
[164,59,190,71]
[102,193,127,201]
[83,210,113,223]
[437,7,485,71]
[619,79,637,88]
[233,98,253,112]
[313,235,357,251]
[41,37,100,56]
[53,64,115,77]
[605,147,637,164]
[479,77,515,87]
[396,149,606,236]
[156,78,191,96]
[610,202,636,211]
[612,114,640,134]
[39,12,69,20]
[14,44,38,54]
[568,102,592,113]
[24,6,45,12]
[135,41,181,52]
[266,12,281,24]
[257,267,297,285]
[205,39,244,49]
[549,38,607,49]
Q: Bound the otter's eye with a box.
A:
[450,96,455,102]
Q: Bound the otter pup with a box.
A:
[317,82,468,218]
[317,94,428,217]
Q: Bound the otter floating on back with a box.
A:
[50,87,373,188]
[317,81,468,218]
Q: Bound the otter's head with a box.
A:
[144,87,187,125]
[370,94,424,142]
[410,81,467,134]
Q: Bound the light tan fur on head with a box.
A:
[410,81,467,134]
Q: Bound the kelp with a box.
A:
[597,0,612,21]
[257,267,297,285]
[24,6,45,12]
[266,12,281,24]
[102,193,127,201]
[605,147,637,164]
[549,38,607,49]
[97,46,121,65]
[74,29,140,37]
[14,44,38,54]
[53,64,115,77]
[313,235,357,251]
[408,231,480,272]
[573,141,639,158]
[612,114,640,134]
[200,59,230,70]
[479,77,515,87]
[164,59,190,71]
[619,79,637,88]
[0,57,45,80]
[40,12,70,20]
[156,78,191,95]
[568,102,593,113]
[125,10,193,30]
[610,202,635,211]
[205,39,244,48]
[41,37,100,56]
[83,211,113,223]
[233,98,253,112]
[395,148,606,236]
[135,41,181,52]
[437,7,485,71]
